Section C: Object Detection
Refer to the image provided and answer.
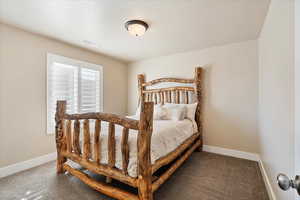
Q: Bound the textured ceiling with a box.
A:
[0,0,270,62]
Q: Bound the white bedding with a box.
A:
[81,117,197,177]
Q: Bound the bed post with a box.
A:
[138,74,146,105]
[55,100,67,173]
[137,73,153,200]
[195,67,203,151]
[138,102,154,200]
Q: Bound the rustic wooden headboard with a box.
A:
[137,67,203,132]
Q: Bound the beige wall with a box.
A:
[128,40,259,154]
[0,24,128,167]
[258,0,295,199]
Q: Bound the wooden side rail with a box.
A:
[151,132,200,174]
[152,140,201,192]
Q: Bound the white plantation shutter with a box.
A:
[79,68,100,113]
[47,62,78,134]
[47,53,103,134]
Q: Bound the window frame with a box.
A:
[46,53,103,135]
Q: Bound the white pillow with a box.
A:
[135,104,167,120]
[163,104,186,121]
[163,103,198,121]
[153,104,167,120]
[185,103,198,121]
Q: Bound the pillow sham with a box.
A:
[163,103,186,121]
[135,104,167,120]
[164,103,198,121]
[135,102,198,121]
[153,104,167,120]
[185,103,198,121]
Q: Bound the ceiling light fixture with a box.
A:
[125,20,149,37]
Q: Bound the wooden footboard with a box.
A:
[55,100,155,199]
[55,67,203,200]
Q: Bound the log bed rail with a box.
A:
[55,67,203,200]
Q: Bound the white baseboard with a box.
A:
[258,159,277,200]
[203,145,259,161]
[0,152,57,178]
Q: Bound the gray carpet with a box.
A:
[0,152,269,200]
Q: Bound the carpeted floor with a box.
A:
[0,152,269,200]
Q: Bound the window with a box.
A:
[47,53,103,134]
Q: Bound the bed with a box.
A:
[55,67,203,200]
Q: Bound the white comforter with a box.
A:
[83,117,197,177]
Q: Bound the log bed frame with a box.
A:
[55,67,203,200]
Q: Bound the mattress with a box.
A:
[80,116,197,177]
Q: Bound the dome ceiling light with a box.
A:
[125,20,149,37]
